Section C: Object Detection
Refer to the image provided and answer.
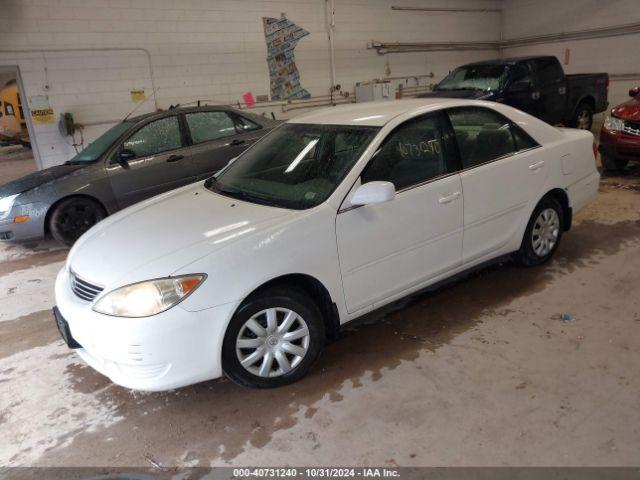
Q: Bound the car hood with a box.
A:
[0,163,88,197]
[68,182,292,288]
[418,89,498,100]
[612,97,640,121]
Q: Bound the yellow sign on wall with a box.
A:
[31,108,55,124]
[130,89,146,102]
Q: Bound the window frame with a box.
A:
[183,109,243,146]
[230,112,263,133]
[114,113,186,162]
[531,57,564,86]
[445,106,541,171]
[359,110,462,194]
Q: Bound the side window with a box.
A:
[235,115,262,132]
[509,63,532,89]
[185,111,237,144]
[534,58,563,85]
[123,116,182,157]
[511,124,539,151]
[361,113,451,191]
[5,102,14,116]
[447,107,517,168]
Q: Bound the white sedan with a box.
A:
[54,99,599,390]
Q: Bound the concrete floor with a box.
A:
[1,148,639,468]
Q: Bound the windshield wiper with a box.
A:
[214,184,284,208]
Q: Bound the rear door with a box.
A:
[530,57,567,125]
[106,114,194,209]
[447,106,546,263]
[185,110,266,181]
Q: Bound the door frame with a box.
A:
[0,65,43,170]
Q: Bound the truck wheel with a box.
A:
[601,154,628,173]
[570,103,593,130]
[49,197,106,246]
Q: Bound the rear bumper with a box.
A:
[567,171,600,215]
[599,127,640,161]
[54,267,238,391]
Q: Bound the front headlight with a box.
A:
[0,194,19,218]
[93,275,206,317]
[604,115,625,132]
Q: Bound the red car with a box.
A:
[599,86,640,172]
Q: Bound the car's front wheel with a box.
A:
[222,287,325,388]
[601,154,628,173]
[514,197,564,266]
[49,197,106,246]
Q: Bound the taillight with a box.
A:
[606,78,610,91]
[592,142,598,160]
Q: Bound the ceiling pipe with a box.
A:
[370,21,640,54]
[391,6,500,13]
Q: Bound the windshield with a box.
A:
[207,123,379,209]
[68,122,133,163]
[436,64,509,92]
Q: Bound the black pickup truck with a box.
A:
[419,56,609,130]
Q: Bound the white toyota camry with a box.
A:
[54,99,599,390]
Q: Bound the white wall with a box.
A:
[0,0,501,169]
[502,0,640,110]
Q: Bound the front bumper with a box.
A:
[54,267,238,391]
[599,127,640,162]
[0,202,47,241]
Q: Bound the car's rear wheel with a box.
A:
[49,197,106,246]
[222,287,325,388]
[514,197,564,266]
[601,154,628,173]
[570,103,594,130]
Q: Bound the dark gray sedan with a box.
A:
[0,106,278,245]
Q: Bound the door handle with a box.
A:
[528,160,545,171]
[166,154,184,163]
[438,192,461,204]
[229,139,246,146]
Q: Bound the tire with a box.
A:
[570,103,593,130]
[222,286,325,388]
[48,197,106,246]
[513,197,564,267]
[601,154,628,173]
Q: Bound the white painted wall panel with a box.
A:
[502,0,640,110]
[0,0,500,168]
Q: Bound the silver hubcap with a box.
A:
[532,208,560,257]
[577,110,590,129]
[236,307,310,378]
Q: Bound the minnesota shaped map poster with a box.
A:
[263,15,311,100]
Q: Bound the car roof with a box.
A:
[460,55,556,67]
[288,98,469,126]
[126,105,237,123]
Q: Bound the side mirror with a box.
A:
[351,181,395,206]
[629,86,640,97]
[117,149,136,163]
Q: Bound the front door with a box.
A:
[106,115,194,209]
[446,106,547,263]
[531,58,567,125]
[336,112,464,313]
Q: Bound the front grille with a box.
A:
[623,120,640,136]
[70,270,104,302]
